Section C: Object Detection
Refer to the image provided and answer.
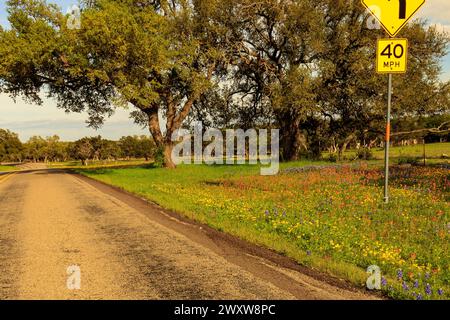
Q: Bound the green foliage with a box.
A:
[1,128,155,163]
[0,129,23,162]
[152,146,165,168]
[328,153,338,163]
[0,0,448,164]
[356,148,374,160]
[119,135,155,160]
[397,156,420,166]
[0,0,227,167]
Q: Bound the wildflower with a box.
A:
[437,289,443,296]
[381,277,387,287]
[425,272,430,280]
[397,269,403,280]
[416,293,423,300]
[413,280,419,288]
[425,283,432,295]
[402,282,409,291]
[264,210,270,217]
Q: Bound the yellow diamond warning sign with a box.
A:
[362,0,426,37]
[377,39,408,74]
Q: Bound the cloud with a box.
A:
[0,94,147,141]
[0,118,148,142]
[417,0,450,24]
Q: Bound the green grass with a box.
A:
[333,142,450,162]
[77,159,449,300]
[0,165,17,172]
[48,159,150,169]
[373,142,450,159]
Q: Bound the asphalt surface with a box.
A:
[0,169,377,300]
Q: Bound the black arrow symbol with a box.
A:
[399,0,406,19]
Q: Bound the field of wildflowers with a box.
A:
[79,162,449,300]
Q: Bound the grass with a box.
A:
[0,165,17,172]
[377,142,450,159]
[326,142,450,163]
[77,156,449,300]
[48,159,150,169]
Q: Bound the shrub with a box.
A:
[356,148,374,160]
[397,156,420,166]
[328,154,338,163]
[152,146,165,168]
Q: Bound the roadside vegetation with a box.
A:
[78,148,449,301]
[48,159,150,170]
[0,165,16,172]
[330,143,450,162]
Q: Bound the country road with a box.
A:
[0,169,377,300]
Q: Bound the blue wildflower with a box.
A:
[381,277,387,287]
[437,289,443,296]
[402,282,409,291]
[397,269,403,280]
[413,280,419,288]
[416,293,423,300]
[425,283,432,295]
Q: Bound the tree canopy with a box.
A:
[0,0,448,165]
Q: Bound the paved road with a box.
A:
[0,169,376,300]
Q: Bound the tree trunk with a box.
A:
[146,107,179,169]
[163,143,176,169]
[281,126,304,161]
[337,133,356,161]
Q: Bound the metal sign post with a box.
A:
[384,74,392,204]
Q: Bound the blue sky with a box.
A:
[0,0,449,141]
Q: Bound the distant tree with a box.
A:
[119,135,155,160]
[119,136,139,160]
[135,135,156,161]
[0,129,23,162]
[24,136,47,162]
[44,135,66,162]
[71,137,94,166]
[99,139,121,161]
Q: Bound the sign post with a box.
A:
[361,0,426,203]
[384,73,392,203]
[375,38,408,203]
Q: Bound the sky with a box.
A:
[0,0,449,142]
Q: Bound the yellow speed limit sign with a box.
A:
[376,39,408,74]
